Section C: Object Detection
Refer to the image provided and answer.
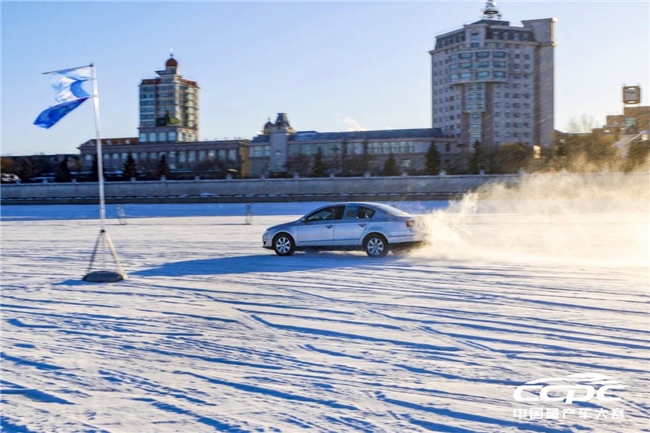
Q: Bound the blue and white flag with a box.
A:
[34,65,92,129]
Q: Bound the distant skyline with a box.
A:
[2,1,649,156]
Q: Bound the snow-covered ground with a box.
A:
[2,175,648,433]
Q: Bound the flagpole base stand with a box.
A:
[83,270,127,283]
[84,229,127,283]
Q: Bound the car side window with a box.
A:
[332,206,345,220]
[343,205,360,220]
[305,206,345,222]
[358,207,375,219]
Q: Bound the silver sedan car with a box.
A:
[262,202,428,257]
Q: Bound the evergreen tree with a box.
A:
[584,132,619,171]
[469,140,487,174]
[157,154,171,179]
[492,143,529,174]
[287,154,312,177]
[383,153,400,176]
[625,140,650,172]
[122,152,138,180]
[55,157,72,183]
[90,155,104,182]
[311,147,328,177]
[550,139,568,171]
[423,143,441,175]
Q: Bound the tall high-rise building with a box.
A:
[138,55,200,144]
[430,1,556,149]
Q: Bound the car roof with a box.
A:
[328,202,391,207]
[311,202,411,215]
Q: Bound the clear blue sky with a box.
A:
[2,1,649,156]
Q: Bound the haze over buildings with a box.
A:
[2,1,648,156]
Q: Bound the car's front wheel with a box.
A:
[364,234,388,258]
[273,233,295,256]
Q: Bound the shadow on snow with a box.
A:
[132,253,394,277]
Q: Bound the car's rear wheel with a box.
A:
[273,233,295,256]
[364,234,388,258]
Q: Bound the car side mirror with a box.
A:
[301,217,307,223]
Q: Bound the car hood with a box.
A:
[266,219,301,232]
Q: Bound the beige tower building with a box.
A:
[430,1,556,149]
[138,55,200,144]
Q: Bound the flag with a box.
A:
[34,65,92,129]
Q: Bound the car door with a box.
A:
[296,206,344,247]
[333,205,376,246]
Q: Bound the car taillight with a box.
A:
[405,219,416,228]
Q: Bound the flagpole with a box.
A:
[90,63,106,230]
[81,63,126,283]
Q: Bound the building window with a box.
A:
[168,131,177,141]
[139,133,147,142]
[188,151,196,163]
[149,132,156,142]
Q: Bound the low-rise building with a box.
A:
[249,113,461,177]
[78,137,250,179]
